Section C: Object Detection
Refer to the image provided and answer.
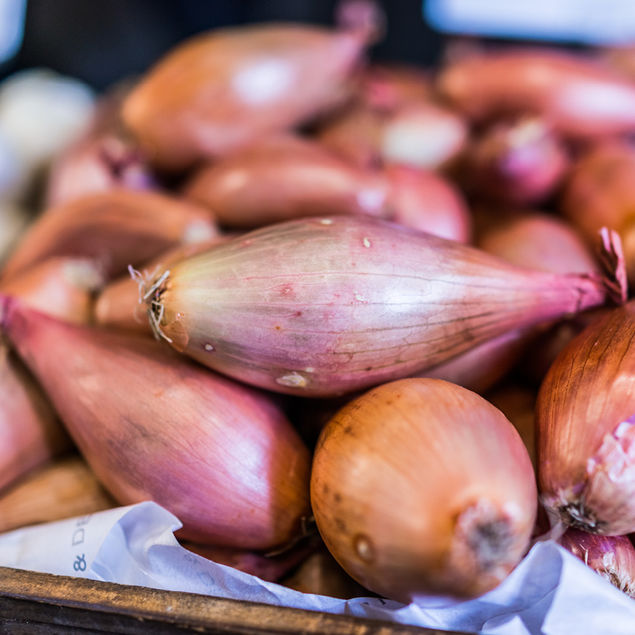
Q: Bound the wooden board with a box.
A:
[0,566,471,634]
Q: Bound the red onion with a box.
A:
[142,215,624,397]
[0,297,311,548]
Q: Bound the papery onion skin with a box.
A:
[94,238,231,334]
[0,344,71,493]
[561,141,635,283]
[385,165,471,242]
[0,297,311,548]
[0,454,115,533]
[184,135,390,228]
[559,529,635,598]
[0,190,219,282]
[311,378,537,600]
[147,215,618,397]
[122,23,370,171]
[0,257,104,324]
[438,49,635,139]
[537,301,635,535]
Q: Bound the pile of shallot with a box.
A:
[2,2,635,606]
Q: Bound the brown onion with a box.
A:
[144,215,624,397]
[360,64,431,112]
[281,548,368,598]
[0,190,218,282]
[537,301,635,535]
[438,49,635,139]
[559,529,635,598]
[122,21,373,170]
[311,378,537,600]
[461,117,569,205]
[0,297,311,548]
[184,135,390,228]
[561,141,635,283]
[0,454,115,533]
[0,257,103,324]
[0,343,70,492]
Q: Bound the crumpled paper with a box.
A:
[0,501,633,635]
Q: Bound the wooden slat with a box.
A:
[0,567,471,634]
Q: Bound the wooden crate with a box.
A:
[0,566,470,634]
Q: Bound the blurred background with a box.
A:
[1,0,445,90]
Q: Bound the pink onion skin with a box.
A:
[0,257,103,324]
[0,297,311,548]
[561,141,635,283]
[537,302,635,535]
[386,165,471,242]
[419,328,530,395]
[477,213,600,276]
[182,537,318,583]
[462,118,569,205]
[184,135,390,228]
[438,49,635,139]
[0,344,71,493]
[94,236,233,334]
[0,190,219,283]
[148,215,617,397]
[122,24,370,171]
[559,529,635,598]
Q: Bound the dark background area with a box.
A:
[1,0,444,91]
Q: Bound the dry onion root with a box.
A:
[0,296,311,548]
[142,215,625,397]
[559,529,635,598]
[537,300,635,535]
[310,378,537,600]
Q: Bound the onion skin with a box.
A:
[94,238,231,334]
[561,141,635,283]
[147,215,620,397]
[0,297,311,548]
[385,165,471,242]
[477,213,600,276]
[487,384,537,469]
[537,301,635,535]
[0,257,103,324]
[0,454,115,533]
[438,49,635,139]
[360,64,431,112]
[559,529,635,598]
[462,118,569,205]
[281,548,369,598]
[184,135,390,228]
[0,190,218,282]
[0,344,71,493]
[122,24,369,171]
[311,378,537,600]
[419,328,530,395]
